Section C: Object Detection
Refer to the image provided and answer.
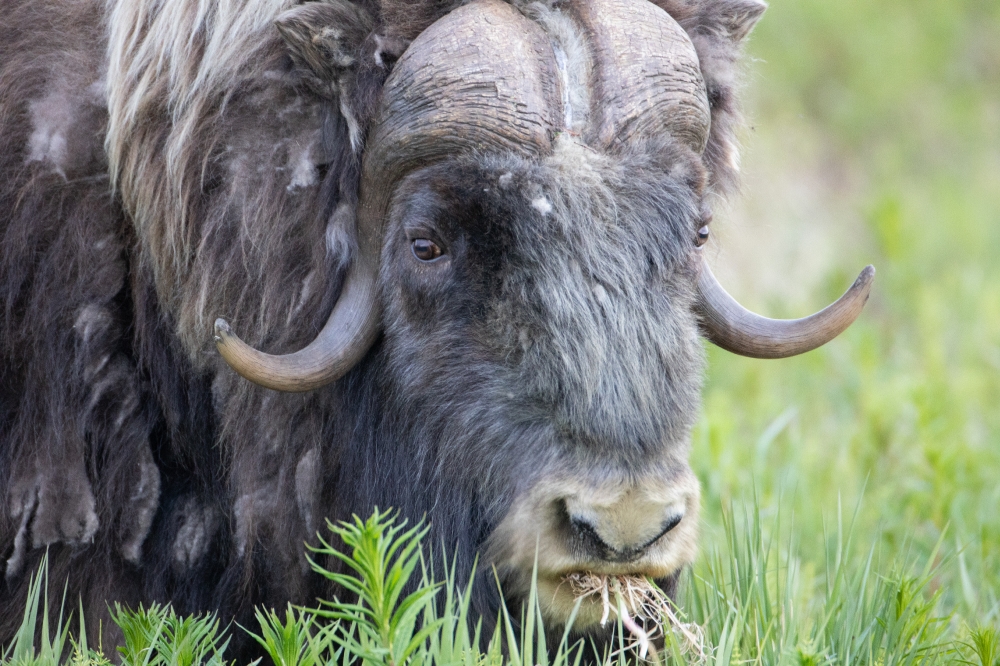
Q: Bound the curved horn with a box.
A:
[215,0,552,392]
[214,258,379,392]
[696,260,875,359]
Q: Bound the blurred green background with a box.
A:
[695,0,1000,626]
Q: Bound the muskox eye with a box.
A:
[695,226,710,247]
[412,238,443,261]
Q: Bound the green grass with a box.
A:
[692,0,1000,637]
[4,509,999,666]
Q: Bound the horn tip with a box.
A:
[214,318,232,344]
[855,265,876,294]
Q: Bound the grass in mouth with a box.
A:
[562,573,705,662]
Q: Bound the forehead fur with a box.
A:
[381,137,707,459]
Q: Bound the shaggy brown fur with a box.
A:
[1,0,764,657]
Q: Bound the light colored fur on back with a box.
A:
[106,0,345,362]
[106,0,293,266]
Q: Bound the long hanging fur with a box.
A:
[0,0,764,657]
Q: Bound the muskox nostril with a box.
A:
[563,500,685,563]
[662,513,683,535]
[623,512,683,557]
[569,515,602,546]
[568,513,619,560]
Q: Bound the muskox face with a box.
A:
[377,143,706,623]
[214,0,873,630]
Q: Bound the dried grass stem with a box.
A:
[562,573,706,662]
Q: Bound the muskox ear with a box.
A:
[275,1,374,96]
[705,0,767,43]
[654,0,766,44]
[652,0,767,194]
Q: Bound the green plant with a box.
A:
[306,509,585,666]
[0,504,977,666]
[2,552,73,666]
[112,604,229,666]
[961,626,1000,666]
[243,605,338,666]
[683,498,953,666]
[308,509,445,666]
[67,604,112,666]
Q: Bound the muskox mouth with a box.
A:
[484,464,702,638]
[559,572,705,660]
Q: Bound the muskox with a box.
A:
[0,0,873,656]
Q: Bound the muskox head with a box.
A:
[213,0,872,628]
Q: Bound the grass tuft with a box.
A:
[961,626,1000,666]
[111,604,229,666]
[2,552,73,666]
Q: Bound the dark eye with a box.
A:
[695,208,713,248]
[412,238,443,261]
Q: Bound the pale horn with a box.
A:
[696,261,875,359]
[214,257,380,393]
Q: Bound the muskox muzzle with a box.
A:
[486,461,702,627]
